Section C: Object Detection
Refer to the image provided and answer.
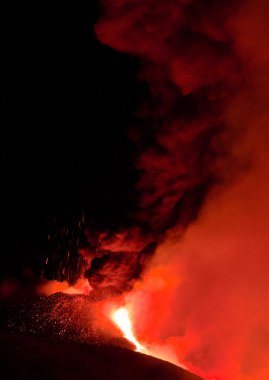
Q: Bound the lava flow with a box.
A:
[111,307,144,352]
[110,305,186,370]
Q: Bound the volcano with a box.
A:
[0,294,203,380]
[2,0,269,379]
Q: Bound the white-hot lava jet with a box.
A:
[111,307,144,352]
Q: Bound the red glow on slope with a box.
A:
[109,303,188,370]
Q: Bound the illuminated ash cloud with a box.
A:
[95,0,244,232]
[82,2,269,379]
[84,0,243,292]
[82,228,156,295]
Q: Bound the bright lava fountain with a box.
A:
[111,307,144,352]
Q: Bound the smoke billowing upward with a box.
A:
[84,0,243,293]
[81,0,269,379]
[96,0,242,232]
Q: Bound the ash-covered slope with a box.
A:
[0,333,203,380]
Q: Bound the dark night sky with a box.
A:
[1,2,143,279]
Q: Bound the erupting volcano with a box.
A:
[1,0,269,379]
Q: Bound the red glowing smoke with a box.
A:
[90,0,269,379]
[95,0,241,233]
[84,0,244,293]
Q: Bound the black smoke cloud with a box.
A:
[84,0,244,293]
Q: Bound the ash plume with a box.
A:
[84,0,243,294]
[80,0,269,379]
[87,0,269,379]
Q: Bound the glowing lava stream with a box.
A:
[112,307,144,352]
[111,306,188,371]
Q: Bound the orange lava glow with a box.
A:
[36,278,92,296]
[111,307,143,352]
[110,304,188,371]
